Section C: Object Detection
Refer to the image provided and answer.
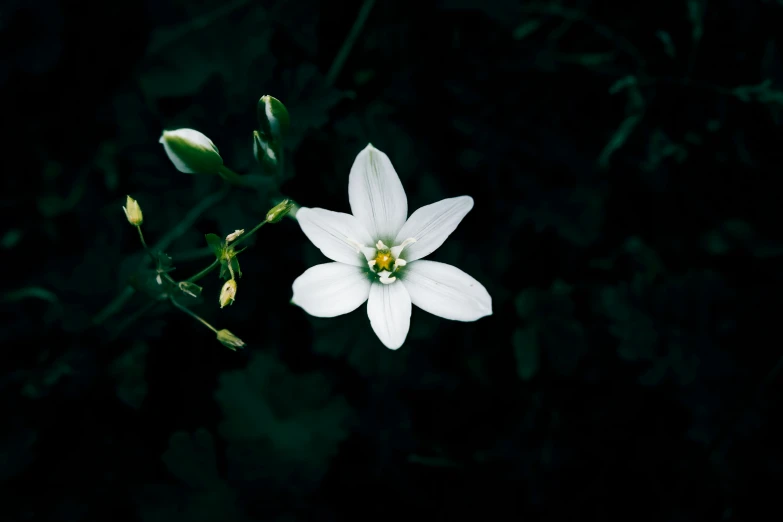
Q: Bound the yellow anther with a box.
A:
[373,250,394,271]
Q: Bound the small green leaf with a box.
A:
[204,234,224,258]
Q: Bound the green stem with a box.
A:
[186,258,221,283]
[181,204,269,284]
[93,286,136,325]
[325,0,376,86]
[136,225,157,264]
[231,219,266,248]
[170,297,218,333]
[109,300,162,341]
[218,165,248,186]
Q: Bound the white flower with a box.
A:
[291,144,492,350]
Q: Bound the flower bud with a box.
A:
[159,129,223,174]
[265,199,294,223]
[253,130,281,174]
[216,329,245,350]
[225,229,244,243]
[256,95,290,143]
[123,195,143,226]
[219,279,237,308]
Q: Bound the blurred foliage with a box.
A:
[2,0,783,519]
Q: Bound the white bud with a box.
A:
[159,129,223,175]
[226,229,245,243]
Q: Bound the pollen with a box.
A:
[373,250,394,271]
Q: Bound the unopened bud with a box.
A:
[265,199,294,223]
[253,130,281,174]
[226,229,244,243]
[123,195,143,226]
[256,95,290,143]
[216,329,245,350]
[219,279,237,308]
[159,129,223,175]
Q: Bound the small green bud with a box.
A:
[265,199,294,223]
[253,130,281,174]
[216,329,245,350]
[123,195,143,226]
[219,279,237,308]
[159,129,223,175]
[256,95,290,143]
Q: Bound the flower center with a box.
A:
[373,249,394,271]
[363,239,416,285]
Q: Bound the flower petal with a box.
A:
[296,207,374,266]
[367,281,412,350]
[401,260,491,321]
[348,144,408,243]
[393,196,473,261]
[292,263,371,317]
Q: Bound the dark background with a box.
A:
[2,0,783,519]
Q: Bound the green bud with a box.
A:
[216,329,245,350]
[159,129,223,175]
[123,195,143,226]
[265,199,294,223]
[256,95,289,143]
[253,130,281,174]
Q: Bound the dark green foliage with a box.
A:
[2,0,782,520]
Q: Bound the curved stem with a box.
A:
[186,258,221,283]
[218,165,248,186]
[230,219,266,249]
[136,225,157,264]
[170,297,218,333]
[325,0,376,86]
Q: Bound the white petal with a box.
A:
[393,196,474,261]
[292,263,371,317]
[367,281,412,350]
[401,260,491,321]
[348,144,408,242]
[296,207,374,266]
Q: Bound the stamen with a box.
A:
[391,237,417,258]
[346,238,376,260]
[378,270,396,284]
[345,237,365,254]
[376,240,389,250]
[368,259,377,269]
[393,258,407,271]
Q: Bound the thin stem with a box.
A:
[93,287,136,325]
[93,184,229,327]
[170,297,218,333]
[109,300,162,341]
[186,258,221,283]
[218,165,249,186]
[231,219,266,249]
[325,0,376,86]
[136,225,157,264]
